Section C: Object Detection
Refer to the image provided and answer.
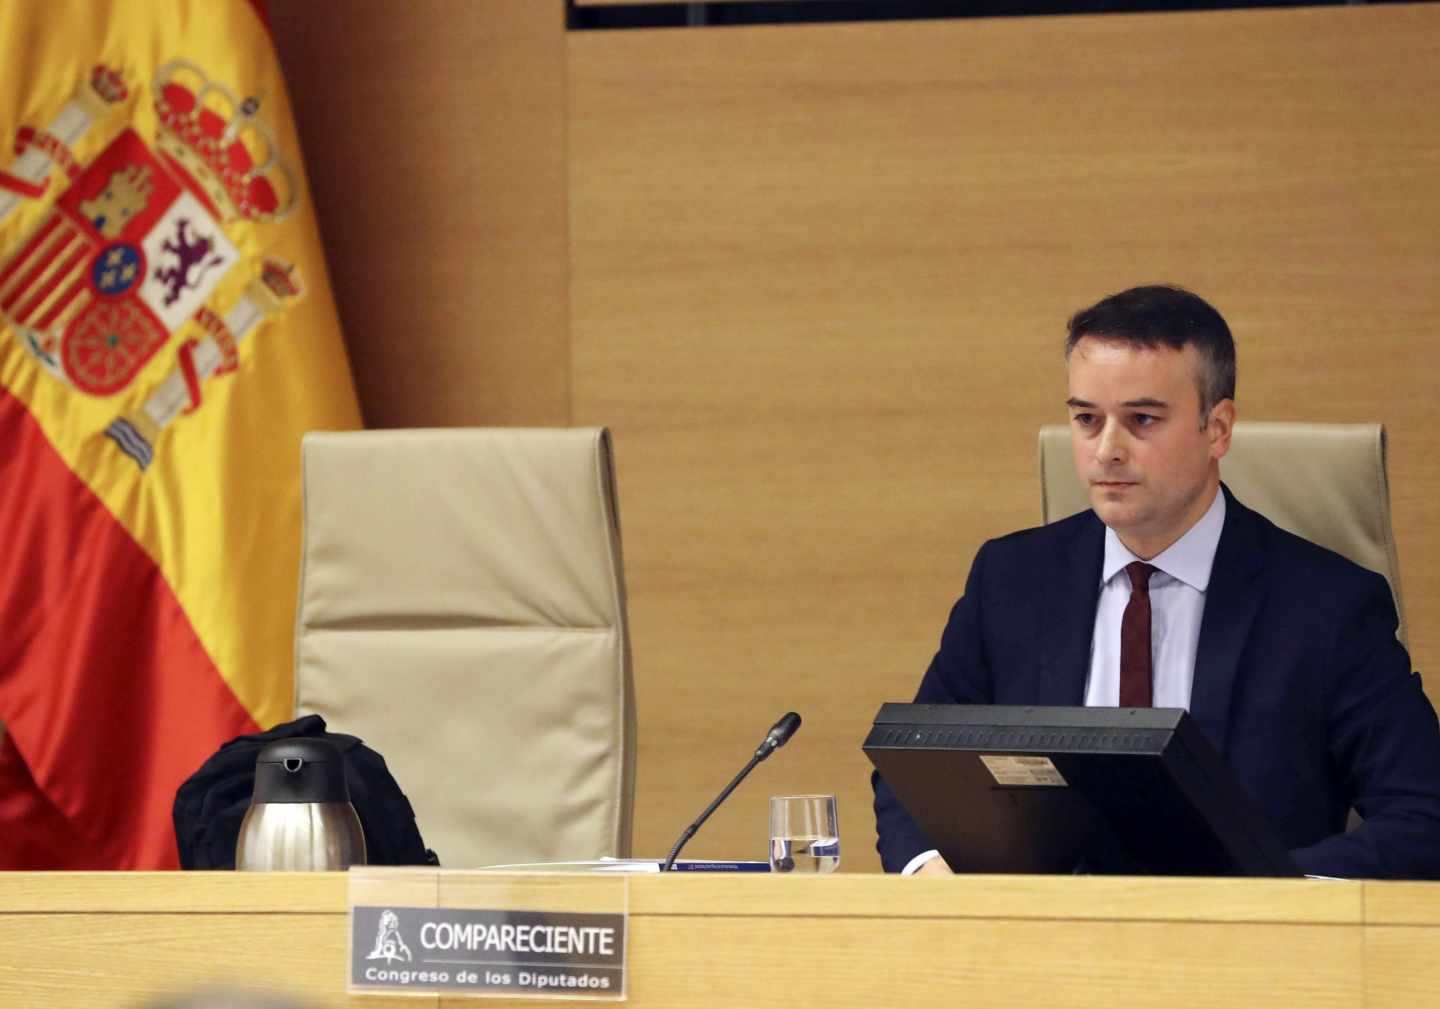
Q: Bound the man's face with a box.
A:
[1066,336,1234,558]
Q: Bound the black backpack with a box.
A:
[173,714,439,868]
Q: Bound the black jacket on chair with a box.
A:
[873,486,1440,879]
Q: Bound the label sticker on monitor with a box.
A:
[980,755,1068,787]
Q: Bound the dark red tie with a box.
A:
[1119,562,1156,707]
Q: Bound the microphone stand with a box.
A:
[662,751,765,872]
[661,712,800,871]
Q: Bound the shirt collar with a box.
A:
[1101,487,1226,591]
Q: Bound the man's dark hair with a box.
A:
[1065,285,1236,417]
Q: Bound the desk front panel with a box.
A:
[0,873,1419,1009]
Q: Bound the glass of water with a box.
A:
[769,794,840,873]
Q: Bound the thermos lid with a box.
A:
[251,737,351,804]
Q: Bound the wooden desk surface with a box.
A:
[2,872,1437,1009]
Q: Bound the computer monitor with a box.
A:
[863,704,1299,876]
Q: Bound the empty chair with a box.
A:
[293,427,637,866]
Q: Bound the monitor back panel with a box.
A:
[864,704,1299,876]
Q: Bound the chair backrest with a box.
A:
[294,427,637,867]
[1038,421,1407,646]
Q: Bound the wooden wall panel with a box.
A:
[269,1,570,429]
[568,5,1440,871]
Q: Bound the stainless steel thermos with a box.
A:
[235,737,367,871]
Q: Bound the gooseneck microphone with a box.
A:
[662,712,802,872]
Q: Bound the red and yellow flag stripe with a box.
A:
[0,0,360,867]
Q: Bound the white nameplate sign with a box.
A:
[348,868,628,1000]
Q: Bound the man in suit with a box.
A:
[873,285,1440,879]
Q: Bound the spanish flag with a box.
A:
[0,1,360,867]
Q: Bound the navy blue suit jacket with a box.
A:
[873,486,1440,879]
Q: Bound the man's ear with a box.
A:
[1208,399,1236,461]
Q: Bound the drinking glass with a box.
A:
[769,794,840,873]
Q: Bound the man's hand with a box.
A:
[913,855,954,875]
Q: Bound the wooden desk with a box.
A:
[2,873,1438,1008]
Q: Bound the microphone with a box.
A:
[756,711,801,759]
[662,712,802,872]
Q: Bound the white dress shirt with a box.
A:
[902,487,1227,876]
[1083,487,1225,708]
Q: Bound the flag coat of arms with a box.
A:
[0,1,361,867]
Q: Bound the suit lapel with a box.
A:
[1039,512,1104,705]
[1188,485,1266,757]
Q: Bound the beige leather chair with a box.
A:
[1039,422,1407,646]
[293,427,637,867]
